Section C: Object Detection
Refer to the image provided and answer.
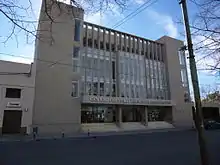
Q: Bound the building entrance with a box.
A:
[122,106,144,122]
[2,110,22,134]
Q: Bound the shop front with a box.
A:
[81,96,174,132]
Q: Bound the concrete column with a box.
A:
[144,106,148,126]
[116,107,122,127]
[119,107,122,124]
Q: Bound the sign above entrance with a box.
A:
[82,96,173,106]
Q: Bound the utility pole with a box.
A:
[179,0,210,165]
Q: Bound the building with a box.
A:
[0,1,219,136]
[30,0,195,135]
[0,60,34,135]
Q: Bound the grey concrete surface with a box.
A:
[0,130,220,165]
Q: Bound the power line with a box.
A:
[1,1,158,73]
[111,0,158,29]
[0,52,166,81]
[111,0,152,28]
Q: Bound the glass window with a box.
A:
[126,84,130,98]
[5,88,21,98]
[86,82,92,95]
[136,85,139,98]
[73,59,79,72]
[81,82,85,96]
[100,59,105,77]
[120,83,125,97]
[81,105,115,123]
[73,47,80,58]
[100,83,104,96]
[93,82,98,96]
[112,61,116,80]
[179,51,186,65]
[131,84,135,98]
[74,19,81,41]
[112,84,116,97]
[181,69,188,87]
[105,82,110,96]
[72,81,79,97]
[140,86,145,98]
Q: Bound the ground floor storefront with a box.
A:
[81,104,173,129]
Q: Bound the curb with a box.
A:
[0,127,195,142]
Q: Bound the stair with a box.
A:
[121,122,146,131]
[81,123,119,133]
[147,121,174,129]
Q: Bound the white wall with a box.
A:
[157,36,194,127]
[0,60,35,134]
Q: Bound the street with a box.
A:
[0,130,220,165]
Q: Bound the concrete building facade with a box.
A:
[0,60,34,134]
[32,0,195,135]
[0,1,219,135]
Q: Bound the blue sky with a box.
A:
[0,0,219,92]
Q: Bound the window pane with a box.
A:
[5,88,21,98]
[81,105,115,123]
[120,83,125,97]
[73,59,79,72]
[181,69,188,87]
[100,83,104,96]
[112,61,116,80]
[73,47,80,58]
[74,20,81,41]
[126,84,129,98]
[93,82,98,96]
[105,82,110,96]
[179,51,186,65]
[86,82,92,95]
[72,82,78,97]
[112,84,116,97]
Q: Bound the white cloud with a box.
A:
[0,44,34,64]
[147,10,178,38]
[84,4,123,26]
[134,0,145,4]
[84,12,104,25]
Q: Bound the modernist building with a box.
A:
[32,0,194,134]
[0,60,34,134]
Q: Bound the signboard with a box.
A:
[82,96,173,106]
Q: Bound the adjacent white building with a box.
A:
[0,60,35,134]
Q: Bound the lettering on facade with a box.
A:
[84,96,172,105]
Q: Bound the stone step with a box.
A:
[81,123,119,133]
[147,121,174,129]
[121,122,146,130]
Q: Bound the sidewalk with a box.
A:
[0,127,195,142]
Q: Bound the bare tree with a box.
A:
[200,84,220,103]
[189,0,220,72]
[0,0,128,45]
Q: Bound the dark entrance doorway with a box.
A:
[2,110,22,134]
[122,106,143,122]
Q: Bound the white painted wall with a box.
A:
[0,60,35,134]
